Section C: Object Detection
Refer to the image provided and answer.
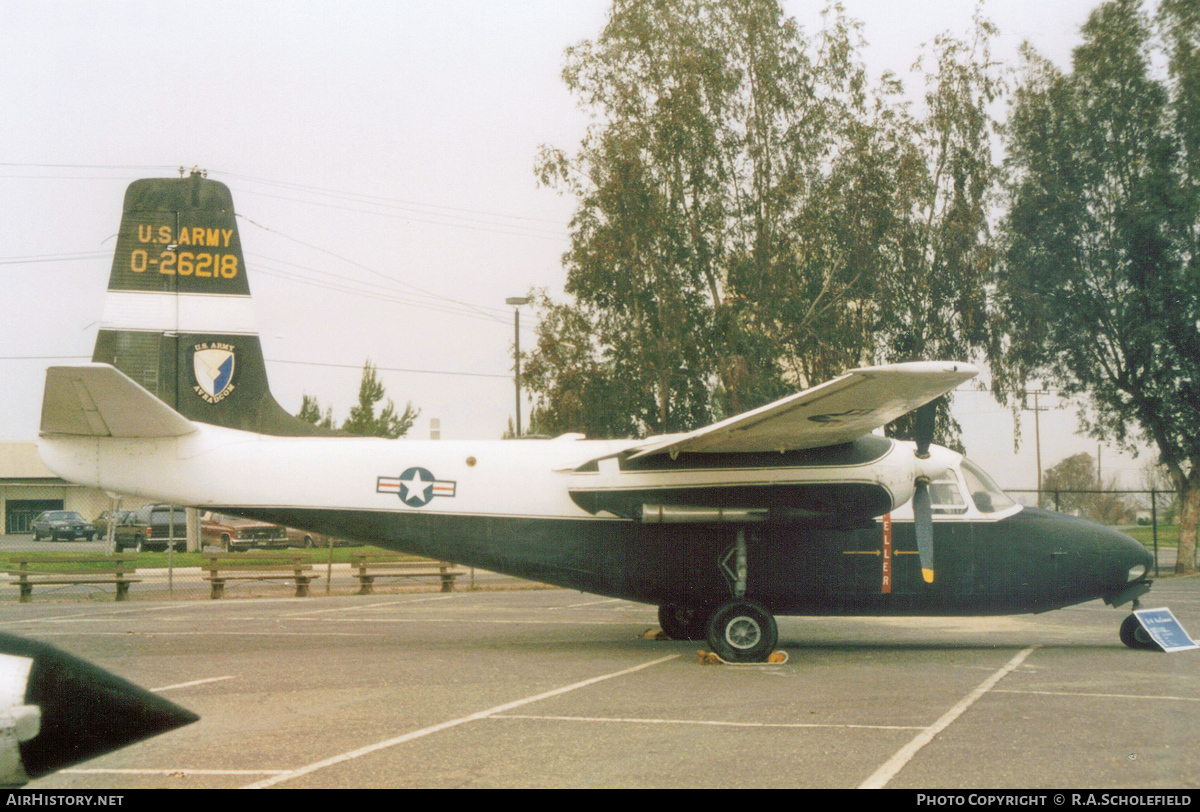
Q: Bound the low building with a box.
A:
[0,442,151,534]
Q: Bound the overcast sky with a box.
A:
[0,0,1159,490]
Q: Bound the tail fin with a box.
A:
[91,172,329,436]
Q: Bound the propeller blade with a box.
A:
[913,479,934,583]
[915,399,937,459]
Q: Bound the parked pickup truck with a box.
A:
[114,505,186,553]
[200,511,288,552]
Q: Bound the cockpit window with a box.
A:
[961,459,1015,513]
[929,476,968,515]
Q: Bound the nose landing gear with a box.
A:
[1119,600,1160,651]
[1120,612,1158,650]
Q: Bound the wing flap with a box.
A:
[40,364,195,438]
[627,361,977,459]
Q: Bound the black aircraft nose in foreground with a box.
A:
[0,633,197,786]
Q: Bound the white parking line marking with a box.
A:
[858,647,1036,790]
[995,689,1200,703]
[564,598,624,608]
[151,675,237,693]
[282,594,459,617]
[31,631,379,638]
[64,768,289,776]
[0,611,102,625]
[243,654,680,789]
[1,597,324,623]
[493,714,924,731]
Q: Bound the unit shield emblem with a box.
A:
[193,345,236,403]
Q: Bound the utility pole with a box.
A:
[1024,390,1050,502]
[506,297,532,437]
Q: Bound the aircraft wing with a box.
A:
[626,361,977,459]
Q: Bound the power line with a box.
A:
[251,264,514,329]
[0,252,108,265]
[229,185,569,242]
[236,213,516,322]
[265,358,510,380]
[0,174,147,181]
[0,354,507,381]
[212,170,568,227]
[0,162,178,170]
[247,250,540,332]
[0,355,91,361]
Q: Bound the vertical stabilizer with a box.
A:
[92,172,329,436]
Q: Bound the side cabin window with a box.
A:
[929,476,968,515]
[961,459,1015,514]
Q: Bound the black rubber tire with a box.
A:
[304,535,315,549]
[657,604,708,641]
[1120,613,1160,651]
[705,600,778,663]
[221,534,232,553]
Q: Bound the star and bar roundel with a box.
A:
[377,467,456,508]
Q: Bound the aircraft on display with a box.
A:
[35,174,1157,662]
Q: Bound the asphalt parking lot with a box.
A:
[7,576,1199,789]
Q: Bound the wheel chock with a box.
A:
[642,628,670,640]
[696,650,789,666]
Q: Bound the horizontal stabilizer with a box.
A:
[627,361,977,458]
[40,364,195,438]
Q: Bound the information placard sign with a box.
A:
[1132,608,1199,653]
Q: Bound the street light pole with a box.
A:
[506,296,532,437]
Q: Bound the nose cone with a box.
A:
[0,633,198,783]
[1122,530,1154,572]
[1055,511,1155,599]
[1080,518,1153,574]
[1009,508,1154,606]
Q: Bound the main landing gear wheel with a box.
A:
[1120,613,1159,651]
[705,600,778,663]
[657,604,708,642]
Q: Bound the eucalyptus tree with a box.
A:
[996,0,1199,572]
[529,0,1003,447]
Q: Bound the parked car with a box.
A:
[114,505,187,553]
[93,509,134,538]
[200,511,288,552]
[31,511,96,542]
[284,528,352,548]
